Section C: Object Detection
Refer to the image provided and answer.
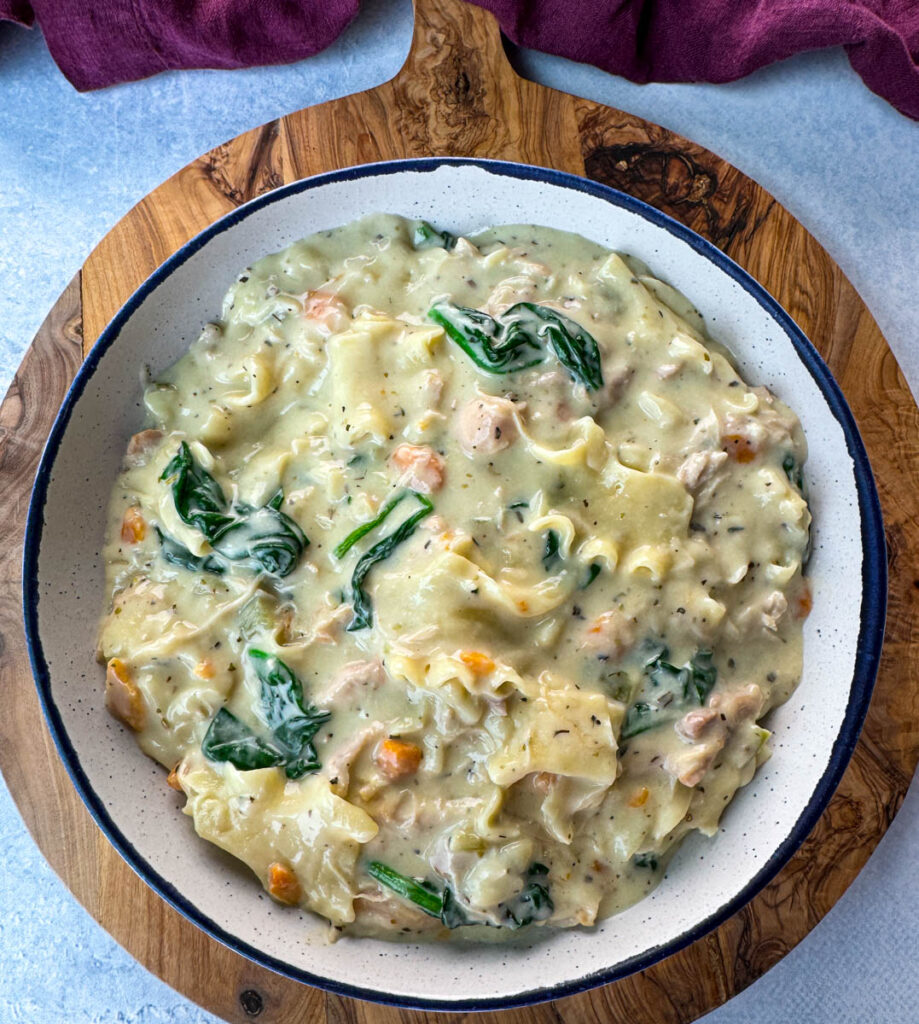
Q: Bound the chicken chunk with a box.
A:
[582,610,635,660]
[456,394,518,456]
[303,290,350,332]
[675,706,721,742]
[677,450,728,492]
[320,658,386,704]
[324,723,386,795]
[125,429,163,467]
[666,683,765,788]
[389,443,445,493]
[711,683,764,724]
[665,742,723,789]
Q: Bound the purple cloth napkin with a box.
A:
[2,0,917,120]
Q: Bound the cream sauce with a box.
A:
[98,215,811,939]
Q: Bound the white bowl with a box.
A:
[23,159,885,1010]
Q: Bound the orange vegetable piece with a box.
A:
[629,786,650,808]
[194,659,215,679]
[104,658,146,732]
[796,582,813,619]
[459,650,495,675]
[375,738,423,780]
[166,765,182,791]
[723,434,756,463]
[267,862,302,905]
[120,506,146,544]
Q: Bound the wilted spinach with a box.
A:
[201,649,330,779]
[248,648,330,779]
[428,300,604,390]
[412,220,457,251]
[201,708,287,771]
[542,529,562,571]
[159,442,308,577]
[367,860,552,930]
[620,645,718,740]
[335,491,434,631]
[155,526,226,575]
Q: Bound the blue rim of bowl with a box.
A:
[22,156,886,1012]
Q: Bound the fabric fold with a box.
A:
[1,0,916,120]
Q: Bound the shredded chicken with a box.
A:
[319,658,386,704]
[125,429,163,467]
[389,443,445,493]
[456,394,519,456]
[666,683,765,788]
[325,722,386,795]
[302,290,350,332]
[581,610,635,659]
[677,449,729,492]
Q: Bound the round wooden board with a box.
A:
[1,1,916,1021]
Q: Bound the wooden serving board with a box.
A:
[1,0,917,1020]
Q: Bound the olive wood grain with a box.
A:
[1,0,915,1021]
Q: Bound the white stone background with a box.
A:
[1,1,917,1020]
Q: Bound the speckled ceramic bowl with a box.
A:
[23,158,885,1010]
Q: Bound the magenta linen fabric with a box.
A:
[1,0,917,119]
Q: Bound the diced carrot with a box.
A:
[459,650,495,675]
[120,506,146,544]
[194,659,215,679]
[104,658,146,731]
[375,738,423,780]
[166,765,182,791]
[629,786,650,808]
[723,434,756,463]
[517,599,529,613]
[267,862,302,905]
[795,582,813,619]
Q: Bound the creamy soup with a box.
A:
[98,215,811,940]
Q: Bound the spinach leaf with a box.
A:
[155,526,226,575]
[621,700,663,740]
[333,491,408,558]
[633,852,659,870]
[648,657,688,693]
[412,220,457,251]
[367,861,444,919]
[248,648,330,779]
[159,442,308,578]
[213,504,308,578]
[505,302,604,391]
[542,529,561,571]
[782,452,805,491]
[621,646,719,740]
[440,886,473,928]
[368,860,552,930]
[685,649,717,705]
[201,708,287,770]
[160,441,234,538]
[202,651,330,779]
[428,301,604,390]
[429,302,543,374]
[347,492,434,630]
[580,562,602,589]
[503,863,554,929]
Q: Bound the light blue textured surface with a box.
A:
[1,1,917,1020]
